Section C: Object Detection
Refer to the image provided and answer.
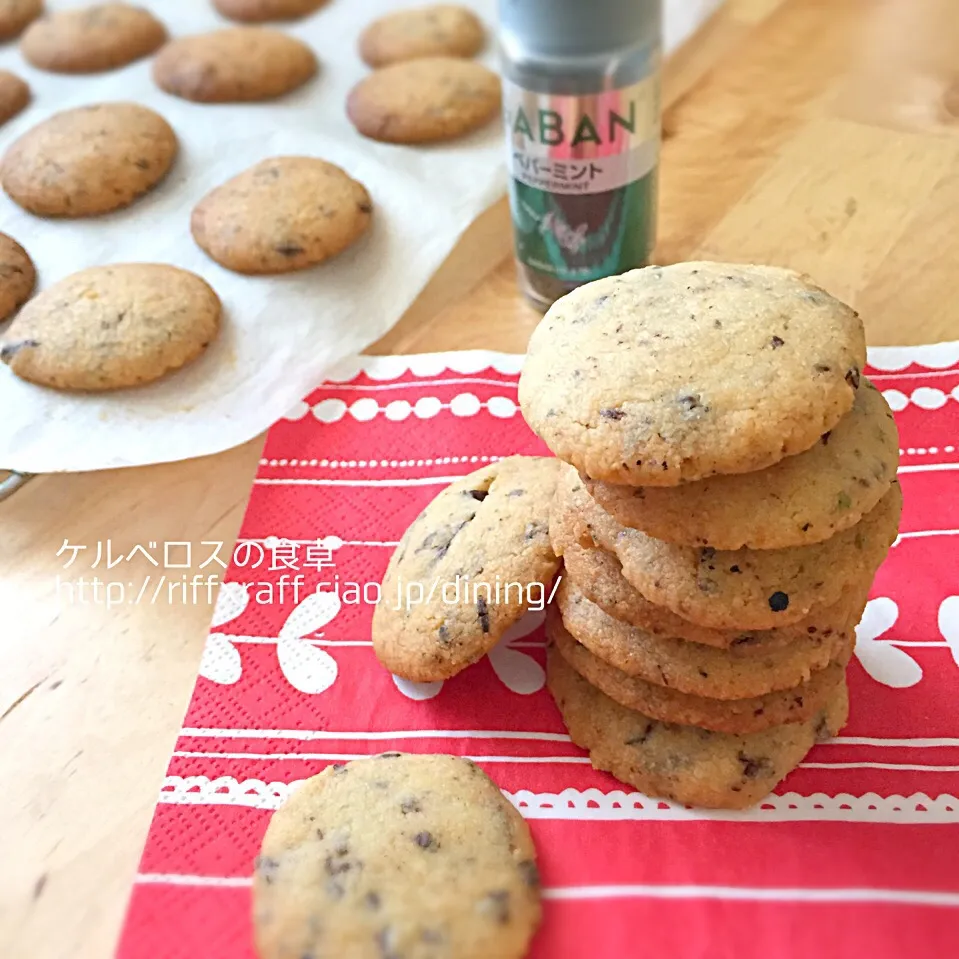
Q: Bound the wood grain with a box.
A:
[5,1,959,956]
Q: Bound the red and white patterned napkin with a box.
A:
[116,344,959,959]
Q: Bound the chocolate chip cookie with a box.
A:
[559,540,870,650]
[254,753,541,959]
[359,5,485,68]
[587,379,899,549]
[0,0,42,40]
[547,644,848,809]
[550,609,847,734]
[555,464,901,630]
[152,27,318,103]
[556,580,851,700]
[0,264,221,390]
[1,102,177,218]
[191,157,372,275]
[0,70,30,126]
[372,456,560,683]
[213,0,327,21]
[0,233,35,322]
[519,262,867,486]
[21,3,167,73]
[347,56,500,144]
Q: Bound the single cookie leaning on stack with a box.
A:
[518,261,901,810]
[372,456,561,682]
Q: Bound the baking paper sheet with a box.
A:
[0,0,721,473]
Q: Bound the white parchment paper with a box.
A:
[0,0,720,473]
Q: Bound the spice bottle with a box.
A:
[498,0,662,309]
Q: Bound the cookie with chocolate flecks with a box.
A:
[347,56,500,144]
[0,70,30,126]
[0,264,220,390]
[0,232,35,322]
[549,606,846,733]
[559,540,869,650]
[191,157,372,275]
[586,379,899,549]
[372,456,560,682]
[554,581,851,701]
[553,463,901,631]
[0,102,177,218]
[254,752,542,959]
[21,3,167,74]
[0,0,42,41]
[519,262,867,486]
[547,642,848,810]
[359,5,485,67]
[152,27,317,103]
[213,0,327,21]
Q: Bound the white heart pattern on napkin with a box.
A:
[488,609,548,695]
[199,633,243,686]
[854,596,923,688]
[198,582,252,684]
[277,591,342,694]
[938,595,959,668]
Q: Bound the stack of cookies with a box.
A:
[519,262,902,810]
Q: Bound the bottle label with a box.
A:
[503,69,660,285]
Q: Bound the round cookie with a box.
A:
[560,541,869,650]
[547,644,848,810]
[554,464,901,630]
[213,0,327,21]
[1,102,177,218]
[191,157,372,275]
[0,264,221,390]
[0,70,29,126]
[0,233,35,322]
[556,579,851,701]
[21,3,166,74]
[549,610,847,734]
[0,0,43,41]
[519,262,867,486]
[587,379,899,549]
[347,57,500,144]
[372,456,560,683]
[254,753,541,959]
[359,5,485,68]
[152,27,317,103]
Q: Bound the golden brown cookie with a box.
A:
[549,608,847,734]
[191,157,373,275]
[152,27,318,103]
[519,262,867,486]
[20,3,166,74]
[347,56,500,144]
[254,753,542,959]
[0,264,221,391]
[213,0,327,21]
[0,70,29,126]
[559,541,870,651]
[0,102,177,218]
[359,5,485,68]
[553,463,901,631]
[0,233,35,323]
[555,579,851,701]
[547,643,849,810]
[372,456,561,682]
[0,0,42,41]
[585,379,900,550]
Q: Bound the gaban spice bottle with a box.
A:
[498,0,662,309]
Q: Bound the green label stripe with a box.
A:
[509,170,658,283]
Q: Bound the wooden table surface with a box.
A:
[4,0,959,956]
